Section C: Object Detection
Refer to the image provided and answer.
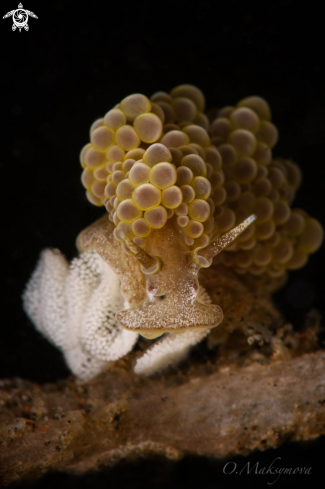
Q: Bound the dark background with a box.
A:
[1,0,325,487]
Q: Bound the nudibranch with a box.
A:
[23,85,323,379]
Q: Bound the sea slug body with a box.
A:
[23,85,323,379]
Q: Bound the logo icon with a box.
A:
[3,3,38,32]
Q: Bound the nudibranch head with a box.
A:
[80,84,323,295]
[115,215,260,338]
[115,219,223,338]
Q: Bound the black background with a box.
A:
[1,0,325,487]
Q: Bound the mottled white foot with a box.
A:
[134,328,210,376]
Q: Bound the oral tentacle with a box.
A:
[116,230,161,274]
